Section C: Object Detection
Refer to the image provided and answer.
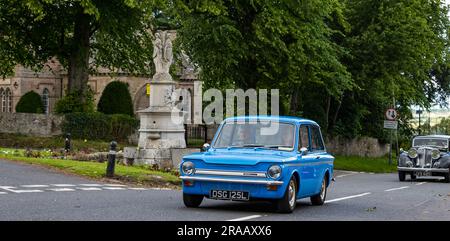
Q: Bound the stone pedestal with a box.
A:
[134,30,186,166]
[135,80,186,165]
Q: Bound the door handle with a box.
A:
[315,156,321,159]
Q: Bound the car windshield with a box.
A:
[213,120,296,151]
[413,138,448,150]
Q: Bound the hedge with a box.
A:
[62,112,139,141]
[97,81,134,116]
[15,91,44,113]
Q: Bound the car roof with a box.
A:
[414,135,450,139]
[223,115,319,125]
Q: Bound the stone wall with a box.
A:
[0,112,63,137]
[325,136,389,157]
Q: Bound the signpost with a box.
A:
[384,108,398,165]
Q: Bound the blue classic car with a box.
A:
[180,116,334,213]
[398,135,450,182]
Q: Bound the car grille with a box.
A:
[416,148,432,168]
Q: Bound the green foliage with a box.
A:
[62,112,138,141]
[55,89,95,114]
[15,91,44,113]
[97,81,134,116]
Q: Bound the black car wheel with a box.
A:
[310,176,328,206]
[398,171,406,181]
[410,172,416,181]
[183,193,204,208]
[275,177,297,213]
[444,170,450,183]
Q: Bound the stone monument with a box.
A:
[134,30,186,166]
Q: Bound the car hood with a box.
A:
[183,148,297,166]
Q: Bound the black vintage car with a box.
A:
[398,135,450,182]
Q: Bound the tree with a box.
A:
[332,0,450,140]
[15,91,44,113]
[176,0,354,121]
[0,0,161,109]
[97,81,134,116]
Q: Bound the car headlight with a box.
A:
[267,165,282,179]
[181,161,195,175]
[431,149,440,160]
[408,148,418,159]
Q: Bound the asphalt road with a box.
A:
[1,159,449,221]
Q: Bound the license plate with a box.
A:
[416,171,431,177]
[210,190,249,201]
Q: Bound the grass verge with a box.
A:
[334,155,397,173]
[0,153,181,188]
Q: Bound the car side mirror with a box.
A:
[202,143,211,152]
[300,147,308,155]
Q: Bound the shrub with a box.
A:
[15,91,44,113]
[62,112,139,141]
[97,81,134,116]
[55,89,95,114]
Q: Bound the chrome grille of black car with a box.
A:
[417,148,432,168]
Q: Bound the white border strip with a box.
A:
[325,192,371,203]
[227,215,262,221]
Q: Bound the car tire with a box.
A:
[398,171,406,181]
[183,193,203,208]
[444,170,450,183]
[410,172,416,181]
[275,177,297,213]
[311,176,328,206]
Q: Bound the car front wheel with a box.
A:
[311,176,328,205]
[183,193,204,208]
[275,177,297,213]
[444,169,450,183]
[398,171,406,181]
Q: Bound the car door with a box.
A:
[297,124,316,196]
[308,125,329,195]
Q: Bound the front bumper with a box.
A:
[180,175,286,199]
[180,176,284,185]
[397,167,449,173]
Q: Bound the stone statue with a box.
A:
[153,31,173,76]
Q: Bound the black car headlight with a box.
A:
[408,148,418,159]
[181,161,195,175]
[267,165,282,179]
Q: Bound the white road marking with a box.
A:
[77,187,102,191]
[415,182,427,186]
[48,188,75,192]
[0,186,15,189]
[149,188,172,190]
[128,188,148,191]
[102,187,126,190]
[104,184,127,187]
[79,184,103,187]
[227,215,262,221]
[384,186,409,192]
[51,184,76,187]
[10,189,44,193]
[325,192,372,203]
[21,185,49,188]
[0,192,7,194]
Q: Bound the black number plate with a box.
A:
[210,190,250,201]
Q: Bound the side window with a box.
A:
[299,125,310,151]
[310,126,324,151]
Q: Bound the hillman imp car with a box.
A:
[180,116,334,213]
[398,135,450,182]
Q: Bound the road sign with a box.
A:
[385,108,397,120]
[384,120,398,129]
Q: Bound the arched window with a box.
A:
[0,88,4,112]
[5,88,11,112]
[42,88,49,114]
